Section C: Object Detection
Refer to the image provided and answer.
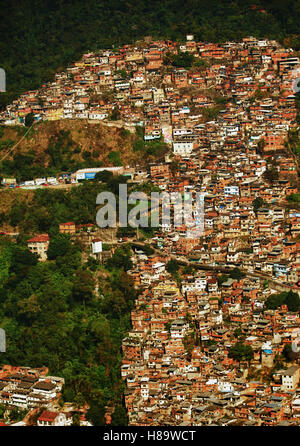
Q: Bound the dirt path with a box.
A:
[0,123,34,163]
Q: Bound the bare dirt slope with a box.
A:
[0,119,147,168]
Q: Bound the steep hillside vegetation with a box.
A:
[0,232,135,425]
[0,120,168,181]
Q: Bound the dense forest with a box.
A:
[0,178,142,425]
[6,175,130,233]
[0,235,134,425]
[1,0,300,108]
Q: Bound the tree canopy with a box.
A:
[0,233,136,425]
[265,291,300,312]
[228,342,254,363]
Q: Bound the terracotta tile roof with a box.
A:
[27,234,49,243]
[38,410,59,422]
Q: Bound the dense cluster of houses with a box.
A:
[0,365,64,424]
[118,35,300,422]
[0,365,92,426]
[1,35,300,426]
[146,154,299,284]
[1,35,299,142]
[122,258,300,425]
[0,365,63,411]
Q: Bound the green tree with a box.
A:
[282,343,299,362]
[166,259,179,275]
[106,246,133,271]
[47,233,72,260]
[218,273,229,286]
[108,151,122,166]
[9,245,38,278]
[0,404,5,419]
[252,196,267,213]
[287,193,300,203]
[139,244,154,256]
[95,170,114,183]
[24,112,35,127]
[228,342,254,363]
[133,139,144,152]
[285,291,300,312]
[72,413,81,426]
[265,291,300,312]
[72,269,95,303]
[110,404,128,426]
[264,166,279,183]
[164,51,195,68]
[86,401,106,426]
[233,327,243,339]
[229,268,245,281]
[109,107,121,121]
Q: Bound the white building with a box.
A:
[224,185,239,196]
[281,366,299,391]
[172,141,194,156]
[218,381,234,393]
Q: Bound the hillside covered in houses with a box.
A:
[0,21,300,429]
[1,0,300,108]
